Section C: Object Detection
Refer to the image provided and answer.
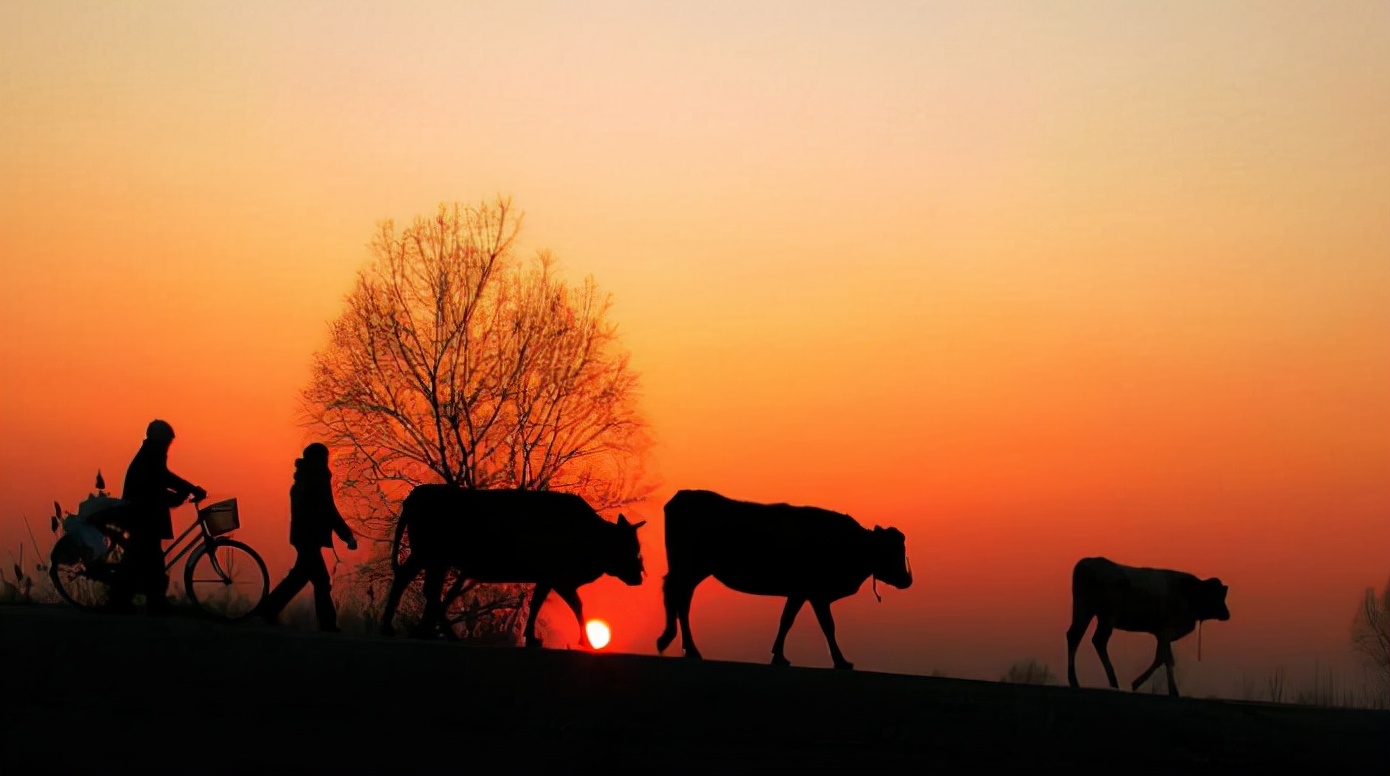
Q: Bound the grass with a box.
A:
[1237,663,1390,710]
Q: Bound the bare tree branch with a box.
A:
[1351,577,1390,701]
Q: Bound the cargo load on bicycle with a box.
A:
[56,471,128,560]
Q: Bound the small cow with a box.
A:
[655,489,912,670]
[379,485,646,648]
[1065,556,1230,697]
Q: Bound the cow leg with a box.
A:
[523,583,552,649]
[1167,642,1178,703]
[1065,604,1094,688]
[658,572,707,660]
[1131,645,1164,691]
[810,599,853,670]
[1165,649,1180,697]
[676,578,705,660]
[554,586,590,649]
[770,597,805,667]
[1142,638,1178,697]
[656,576,682,654]
[1091,618,1120,688]
[379,556,424,637]
[413,563,448,639]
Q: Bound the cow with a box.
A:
[655,489,912,670]
[1065,556,1230,697]
[378,485,647,649]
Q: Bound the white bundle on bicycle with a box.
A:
[63,491,125,559]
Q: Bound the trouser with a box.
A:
[111,532,169,610]
[262,545,337,629]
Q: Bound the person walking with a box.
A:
[259,443,356,631]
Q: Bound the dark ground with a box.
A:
[2,604,1386,774]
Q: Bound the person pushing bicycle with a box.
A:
[109,419,207,614]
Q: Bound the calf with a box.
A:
[1065,556,1230,697]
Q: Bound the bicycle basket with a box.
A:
[201,498,240,536]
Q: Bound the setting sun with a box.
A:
[585,620,611,650]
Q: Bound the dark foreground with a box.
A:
[2,605,1386,774]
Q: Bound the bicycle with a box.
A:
[49,494,270,622]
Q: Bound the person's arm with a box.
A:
[164,470,206,503]
[325,483,356,549]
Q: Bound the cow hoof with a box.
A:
[684,650,703,661]
[834,661,854,671]
[771,655,791,668]
[525,636,543,649]
[656,634,674,653]
[380,625,396,638]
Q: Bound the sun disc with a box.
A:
[585,619,611,649]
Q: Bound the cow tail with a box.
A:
[390,507,408,574]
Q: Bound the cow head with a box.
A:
[870,526,912,589]
[608,514,647,586]
[1187,576,1230,622]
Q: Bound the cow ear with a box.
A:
[617,514,629,527]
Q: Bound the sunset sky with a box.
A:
[2,1,1387,697]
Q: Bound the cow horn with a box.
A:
[632,520,647,529]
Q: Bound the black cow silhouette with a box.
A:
[1066,556,1230,697]
[379,485,646,648]
[656,489,912,670]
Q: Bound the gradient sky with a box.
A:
[3,1,1387,697]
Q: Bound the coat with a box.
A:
[289,458,354,550]
[121,440,198,540]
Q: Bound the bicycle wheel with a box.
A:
[49,534,117,611]
[183,539,269,622]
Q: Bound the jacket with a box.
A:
[121,440,197,540]
[289,457,354,549]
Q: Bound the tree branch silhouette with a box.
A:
[1351,576,1390,703]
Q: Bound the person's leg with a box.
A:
[107,531,139,617]
[303,548,339,632]
[117,533,161,614]
[142,535,171,615]
[260,550,310,624]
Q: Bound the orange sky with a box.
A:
[3,1,1387,697]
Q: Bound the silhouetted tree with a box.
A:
[1351,576,1390,700]
[301,196,656,642]
[1000,657,1058,685]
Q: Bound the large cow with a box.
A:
[655,489,912,670]
[379,485,647,649]
[1065,556,1230,697]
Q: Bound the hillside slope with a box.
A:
[2,605,1385,774]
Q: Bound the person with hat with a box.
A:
[259,442,357,631]
[112,419,206,614]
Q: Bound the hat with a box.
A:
[146,419,175,442]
